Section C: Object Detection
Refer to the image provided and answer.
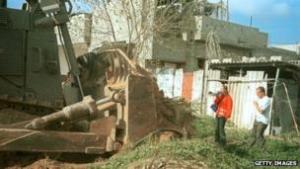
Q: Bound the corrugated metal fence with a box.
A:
[227,71,268,130]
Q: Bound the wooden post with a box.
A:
[269,68,280,135]
[201,60,209,115]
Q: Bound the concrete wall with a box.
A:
[68,14,92,45]
[58,43,89,75]
[57,13,92,45]
[57,13,92,75]
[194,16,268,49]
[153,36,188,63]
[152,38,251,69]
[151,15,267,70]
[89,6,129,51]
[89,0,154,65]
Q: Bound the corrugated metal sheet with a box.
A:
[156,68,176,98]
[229,71,268,130]
[173,69,184,97]
[192,70,204,102]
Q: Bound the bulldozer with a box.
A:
[0,0,192,155]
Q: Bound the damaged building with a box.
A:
[61,0,299,134]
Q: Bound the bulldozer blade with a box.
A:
[124,74,158,144]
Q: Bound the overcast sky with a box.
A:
[8,0,300,45]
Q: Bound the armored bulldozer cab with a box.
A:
[0,0,82,110]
